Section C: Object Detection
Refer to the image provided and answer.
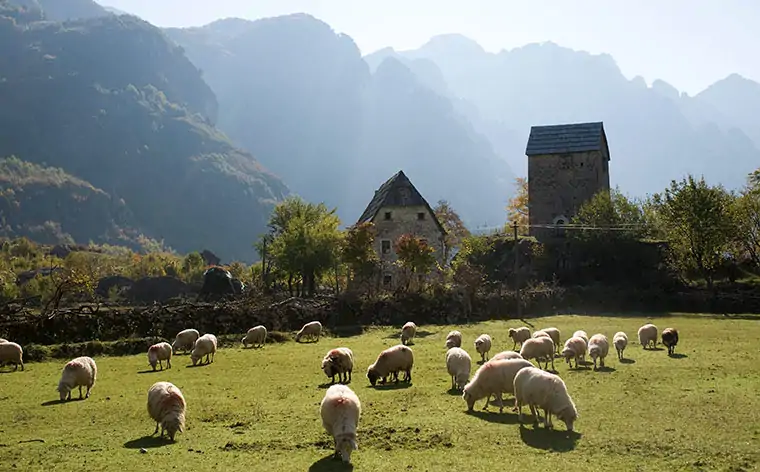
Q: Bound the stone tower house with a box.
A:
[356,170,447,288]
[525,121,611,239]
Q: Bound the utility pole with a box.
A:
[513,221,522,319]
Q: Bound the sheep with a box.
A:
[561,336,587,369]
[242,325,267,348]
[0,341,24,371]
[572,330,589,361]
[190,333,217,366]
[534,327,561,355]
[613,331,628,360]
[57,356,97,401]
[296,321,323,343]
[400,321,417,345]
[638,323,658,349]
[320,384,361,464]
[445,330,463,349]
[148,342,173,371]
[491,350,523,362]
[588,334,609,370]
[322,347,354,384]
[147,381,186,441]
[0,338,7,343]
[462,358,534,413]
[367,344,414,386]
[474,334,492,362]
[662,328,679,355]
[519,336,555,371]
[446,347,472,391]
[514,366,578,432]
[508,327,531,350]
[172,328,200,354]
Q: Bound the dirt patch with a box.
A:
[361,426,454,451]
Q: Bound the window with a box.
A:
[384,211,392,220]
[381,240,391,254]
[417,212,425,220]
[383,274,392,286]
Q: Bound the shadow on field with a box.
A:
[309,455,353,471]
[384,330,436,341]
[185,363,212,368]
[594,366,616,373]
[519,424,581,451]
[137,369,164,374]
[619,358,636,364]
[124,435,173,449]
[669,353,688,359]
[40,398,84,406]
[446,388,463,396]
[467,410,521,425]
[318,382,352,389]
[647,347,665,352]
[369,382,412,391]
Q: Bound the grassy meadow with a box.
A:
[1,314,759,471]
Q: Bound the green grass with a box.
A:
[1,314,760,471]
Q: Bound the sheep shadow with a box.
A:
[369,382,412,391]
[594,366,616,373]
[619,358,636,364]
[40,398,78,407]
[467,409,522,425]
[578,360,594,367]
[644,347,665,352]
[518,424,581,452]
[318,381,352,389]
[383,330,436,341]
[446,388,463,396]
[185,362,213,368]
[137,369,166,374]
[309,455,353,471]
[123,435,173,449]
[668,353,688,359]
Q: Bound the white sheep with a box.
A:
[400,321,417,345]
[57,356,97,401]
[519,336,556,371]
[172,328,200,354]
[0,341,23,371]
[572,330,589,361]
[148,342,173,371]
[491,350,523,361]
[638,323,658,349]
[474,334,492,362]
[242,325,267,348]
[320,384,361,464]
[322,347,354,384]
[508,327,531,350]
[147,381,186,441]
[445,330,463,349]
[534,327,561,355]
[446,347,472,391]
[296,321,323,343]
[191,333,217,366]
[613,331,628,360]
[588,334,609,370]
[0,338,7,343]
[514,366,578,431]
[561,336,587,369]
[366,344,414,386]
[462,358,534,412]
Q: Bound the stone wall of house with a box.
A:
[528,149,610,240]
[370,204,446,288]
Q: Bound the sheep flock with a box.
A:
[0,319,683,465]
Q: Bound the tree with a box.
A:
[731,173,760,268]
[394,234,437,290]
[506,177,528,235]
[653,176,736,288]
[572,187,645,240]
[750,168,760,187]
[434,199,470,261]
[342,222,379,289]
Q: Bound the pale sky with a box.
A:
[100,0,759,96]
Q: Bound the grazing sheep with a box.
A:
[172,328,200,354]
[561,336,587,369]
[462,358,534,412]
[514,366,578,432]
[400,322,417,345]
[0,341,23,371]
[242,325,267,348]
[295,321,323,343]
[190,333,217,366]
[572,330,589,361]
[446,347,472,391]
[147,381,186,441]
[638,323,658,349]
[320,384,361,464]
[322,347,354,384]
[508,327,531,350]
[57,356,97,401]
[491,350,523,362]
[534,328,561,355]
[474,334,492,362]
[148,342,173,371]
[0,338,7,343]
[445,330,463,349]
[367,344,414,386]
[613,332,628,360]
[520,336,556,371]
[588,334,609,370]
[662,328,679,355]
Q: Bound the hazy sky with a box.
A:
[101,0,758,95]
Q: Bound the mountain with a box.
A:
[9,0,110,21]
[0,3,288,261]
[165,14,515,228]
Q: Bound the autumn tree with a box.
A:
[506,177,528,235]
[394,234,437,290]
[433,199,470,261]
[342,221,379,289]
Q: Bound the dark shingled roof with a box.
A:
[525,121,609,157]
[357,170,446,235]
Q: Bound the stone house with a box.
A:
[356,170,447,288]
[525,121,611,240]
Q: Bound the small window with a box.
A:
[384,211,392,220]
[381,240,391,254]
[417,212,425,220]
[383,274,392,286]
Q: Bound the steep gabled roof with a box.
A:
[525,121,609,158]
[357,170,446,235]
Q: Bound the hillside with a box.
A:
[0,4,289,262]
